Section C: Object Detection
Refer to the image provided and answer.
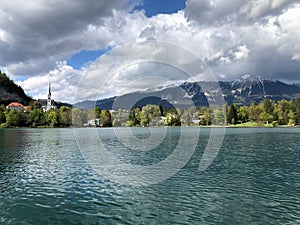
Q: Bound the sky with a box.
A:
[0,0,299,103]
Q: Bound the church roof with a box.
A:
[7,102,25,107]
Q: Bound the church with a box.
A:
[38,83,57,112]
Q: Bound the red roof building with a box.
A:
[6,102,28,111]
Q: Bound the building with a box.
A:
[84,119,100,127]
[6,102,29,111]
[46,83,52,111]
[39,83,57,112]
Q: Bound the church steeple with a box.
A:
[46,83,52,111]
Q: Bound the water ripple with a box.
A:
[1,128,300,224]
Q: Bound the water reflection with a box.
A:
[0,128,300,224]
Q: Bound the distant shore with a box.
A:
[1,124,298,129]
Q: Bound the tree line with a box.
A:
[1,98,300,128]
[211,98,300,126]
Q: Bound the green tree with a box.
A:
[87,108,99,120]
[0,104,6,112]
[165,113,181,126]
[199,107,212,126]
[94,107,101,119]
[46,110,59,127]
[259,112,274,124]
[248,103,262,122]
[213,109,225,125]
[0,111,5,124]
[238,105,249,123]
[0,105,6,124]
[288,110,295,126]
[59,106,71,127]
[295,98,300,124]
[31,108,45,126]
[140,105,161,126]
[29,100,42,110]
[18,111,30,127]
[5,109,20,126]
[274,100,290,125]
[72,108,87,126]
[262,99,274,114]
[100,110,112,127]
[128,106,142,126]
[112,109,128,127]
[181,110,191,126]
[227,104,238,124]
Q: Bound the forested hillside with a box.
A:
[0,71,32,105]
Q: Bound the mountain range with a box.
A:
[74,75,300,110]
[2,72,300,109]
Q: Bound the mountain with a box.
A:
[0,71,32,105]
[222,75,300,105]
[74,75,300,110]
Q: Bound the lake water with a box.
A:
[0,128,300,224]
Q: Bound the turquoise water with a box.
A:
[0,128,300,224]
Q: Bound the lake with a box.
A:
[0,128,300,224]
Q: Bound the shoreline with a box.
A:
[1,125,299,129]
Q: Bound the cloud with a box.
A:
[239,0,294,20]
[16,61,81,103]
[184,0,297,25]
[3,1,300,102]
[0,0,136,75]
[74,41,212,101]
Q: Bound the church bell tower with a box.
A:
[46,83,52,111]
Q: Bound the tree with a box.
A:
[112,109,128,127]
[165,113,181,126]
[128,106,141,126]
[0,104,6,112]
[248,103,262,122]
[72,108,87,126]
[213,109,225,125]
[31,108,45,126]
[0,105,6,124]
[140,105,161,126]
[100,110,112,127]
[94,107,101,119]
[46,110,59,127]
[238,105,249,123]
[274,100,290,125]
[262,99,274,114]
[0,111,5,124]
[288,110,295,126]
[87,108,97,120]
[59,106,71,127]
[5,109,20,126]
[295,98,300,124]
[227,104,238,124]
[199,107,212,126]
[29,100,42,110]
[259,112,274,124]
[181,111,191,126]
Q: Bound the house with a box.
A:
[84,119,100,127]
[6,102,29,111]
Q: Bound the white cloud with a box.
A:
[16,61,81,103]
[234,45,250,60]
[2,1,300,103]
[73,41,213,102]
[239,0,291,20]
[0,0,136,74]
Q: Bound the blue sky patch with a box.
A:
[67,47,112,70]
[134,0,186,17]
